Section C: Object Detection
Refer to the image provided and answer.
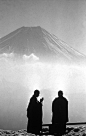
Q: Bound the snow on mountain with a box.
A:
[0,26,85,63]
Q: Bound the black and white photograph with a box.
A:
[0,0,86,135]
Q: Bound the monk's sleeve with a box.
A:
[66,100,69,122]
[52,100,54,113]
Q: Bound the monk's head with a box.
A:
[58,90,63,97]
[34,89,40,97]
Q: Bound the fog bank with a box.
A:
[0,56,86,130]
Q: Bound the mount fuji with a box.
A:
[0,26,85,63]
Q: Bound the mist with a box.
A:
[0,54,86,130]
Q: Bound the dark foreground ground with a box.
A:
[0,126,86,136]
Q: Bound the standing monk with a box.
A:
[52,90,68,136]
[27,89,44,135]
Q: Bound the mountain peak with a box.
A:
[0,26,85,63]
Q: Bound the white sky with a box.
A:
[0,0,86,54]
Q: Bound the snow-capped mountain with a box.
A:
[0,26,85,63]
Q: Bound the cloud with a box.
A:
[0,53,14,58]
[23,53,39,62]
[0,53,39,61]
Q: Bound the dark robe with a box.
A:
[27,95,42,134]
[52,96,68,135]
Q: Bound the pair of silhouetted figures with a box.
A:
[27,90,69,136]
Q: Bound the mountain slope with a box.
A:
[0,26,85,63]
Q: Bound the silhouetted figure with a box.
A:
[27,90,44,135]
[52,90,68,136]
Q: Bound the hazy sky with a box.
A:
[0,0,86,54]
